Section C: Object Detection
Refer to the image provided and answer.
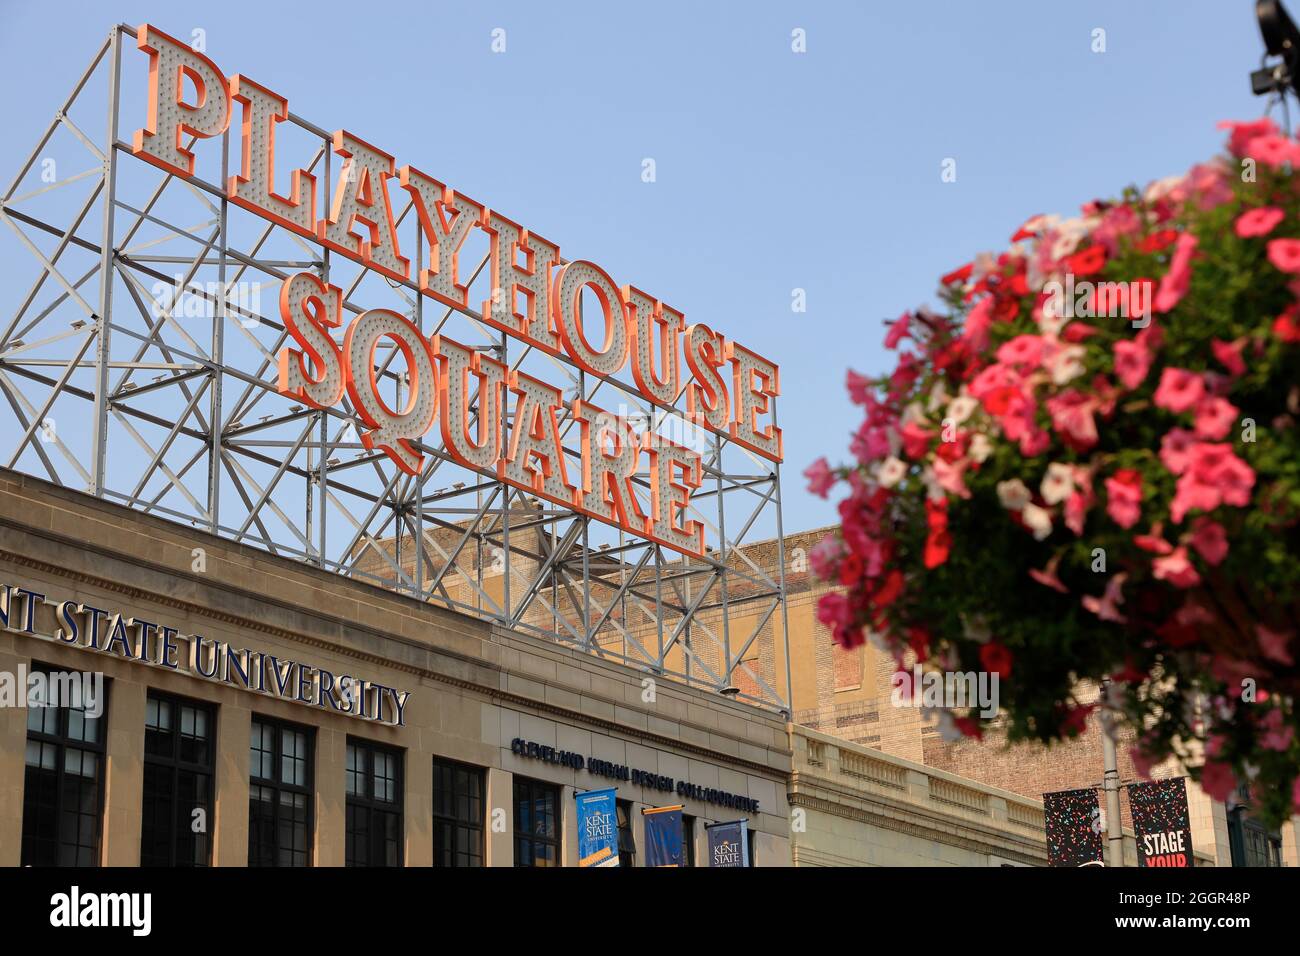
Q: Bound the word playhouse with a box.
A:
[127,24,785,556]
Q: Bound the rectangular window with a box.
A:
[21,668,107,867]
[248,716,314,867]
[513,777,560,867]
[141,692,214,866]
[432,758,484,867]
[683,814,696,867]
[616,799,636,868]
[345,738,403,867]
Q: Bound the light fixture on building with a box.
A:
[1254,0,1300,97]
[719,685,740,698]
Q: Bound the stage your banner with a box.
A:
[124,24,785,558]
[706,820,749,867]
[575,789,620,867]
[1130,777,1194,868]
[643,805,685,867]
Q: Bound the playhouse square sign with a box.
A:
[128,24,783,558]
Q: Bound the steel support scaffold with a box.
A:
[0,24,792,715]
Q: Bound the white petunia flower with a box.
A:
[1022,502,1053,540]
[946,394,978,426]
[1039,462,1075,506]
[1047,343,1087,385]
[876,456,907,488]
[996,478,1032,510]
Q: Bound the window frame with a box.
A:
[431,757,485,868]
[21,664,110,867]
[140,689,216,867]
[344,736,405,867]
[247,714,315,868]
[512,776,561,868]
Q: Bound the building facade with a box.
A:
[0,469,791,867]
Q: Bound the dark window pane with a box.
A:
[512,778,559,868]
[431,759,484,868]
[345,738,403,868]
[21,669,106,868]
[247,718,314,867]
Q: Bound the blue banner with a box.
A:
[706,819,749,867]
[643,806,684,867]
[575,788,620,867]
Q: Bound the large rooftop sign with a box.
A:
[128,24,782,558]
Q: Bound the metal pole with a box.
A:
[90,27,122,495]
[1101,680,1125,866]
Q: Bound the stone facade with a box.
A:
[788,725,1216,867]
[0,469,791,866]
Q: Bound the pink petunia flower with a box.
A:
[1193,395,1239,440]
[1275,304,1300,342]
[1246,133,1300,168]
[1211,338,1246,377]
[1153,367,1206,414]
[803,457,837,498]
[1113,340,1152,390]
[1234,206,1285,238]
[808,534,843,580]
[1152,546,1202,588]
[1199,760,1238,803]
[1104,470,1143,530]
[884,312,912,350]
[1159,428,1198,475]
[849,420,891,464]
[1189,517,1228,566]
[845,369,874,405]
[1045,391,1099,451]
[996,334,1044,367]
[1217,117,1278,157]
[1082,572,1128,623]
[1258,709,1294,752]
[1267,237,1300,273]
[1169,442,1256,523]
[1029,553,1069,593]
[899,421,932,459]
[931,456,971,499]
[1154,232,1198,313]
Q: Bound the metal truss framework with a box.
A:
[0,24,793,714]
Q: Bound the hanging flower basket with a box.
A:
[807,118,1300,826]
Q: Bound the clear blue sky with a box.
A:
[0,0,1269,534]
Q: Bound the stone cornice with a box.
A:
[790,774,1047,864]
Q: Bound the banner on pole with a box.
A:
[1129,777,1194,867]
[706,819,749,867]
[1043,787,1104,867]
[643,805,684,867]
[575,788,619,868]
